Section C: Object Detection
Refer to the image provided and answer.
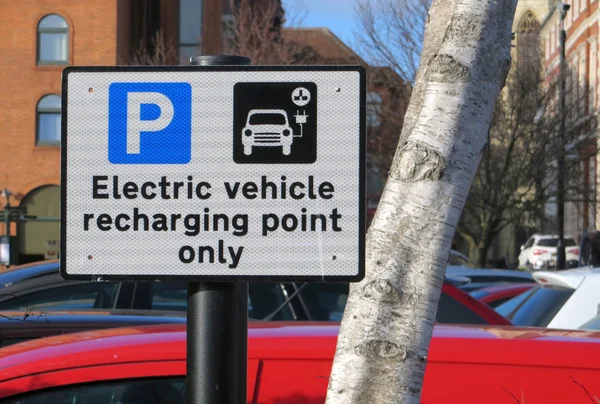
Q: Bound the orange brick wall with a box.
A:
[0,0,118,214]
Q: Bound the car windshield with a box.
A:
[537,238,577,247]
[249,112,286,125]
[502,286,574,327]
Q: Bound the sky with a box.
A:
[281,0,358,47]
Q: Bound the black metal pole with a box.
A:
[557,6,568,270]
[186,54,250,404]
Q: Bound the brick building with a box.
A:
[513,0,599,241]
[0,0,259,264]
[477,0,600,267]
[537,0,599,238]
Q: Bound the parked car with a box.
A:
[445,268,534,292]
[517,233,579,270]
[0,286,511,349]
[0,323,599,403]
[469,283,534,308]
[495,267,600,329]
[0,260,510,326]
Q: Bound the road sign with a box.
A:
[61,65,366,281]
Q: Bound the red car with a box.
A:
[469,283,534,308]
[0,323,599,403]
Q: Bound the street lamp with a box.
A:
[556,2,570,270]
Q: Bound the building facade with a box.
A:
[537,0,598,239]
[0,0,243,265]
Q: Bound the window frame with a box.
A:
[36,14,70,66]
[36,94,62,146]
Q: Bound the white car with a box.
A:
[496,267,600,329]
[517,234,579,270]
[242,109,293,156]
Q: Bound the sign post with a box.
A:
[60,59,366,403]
[186,55,249,404]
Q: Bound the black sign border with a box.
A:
[60,65,366,283]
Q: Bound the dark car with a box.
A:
[0,260,510,327]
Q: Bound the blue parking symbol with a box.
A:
[108,82,192,164]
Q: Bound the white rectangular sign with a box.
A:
[61,66,366,281]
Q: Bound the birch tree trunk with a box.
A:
[326,0,517,401]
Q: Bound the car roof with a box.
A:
[446,268,533,279]
[1,323,600,382]
[0,260,59,287]
[532,233,574,239]
[531,267,600,289]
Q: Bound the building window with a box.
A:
[37,14,69,65]
[179,0,203,63]
[36,94,61,145]
[222,14,235,51]
[517,12,540,79]
[366,92,382,127]
[589,39,597,112]
[579,48,587,113]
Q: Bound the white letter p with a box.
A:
[126,92,174,154]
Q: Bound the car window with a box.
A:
[506,286,574,327]
[248,283,295,320]
[249,112,286,125]
[536,238,577,247]
[524,238,535,249]
[4,377,184,404]
[436,292,488,325]
[0,283,120,311]
[291,283,349,321]
[289,283,489,324]
[149,282,187,312]
[134,282,294,320]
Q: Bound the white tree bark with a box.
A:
[326,0,517,402]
